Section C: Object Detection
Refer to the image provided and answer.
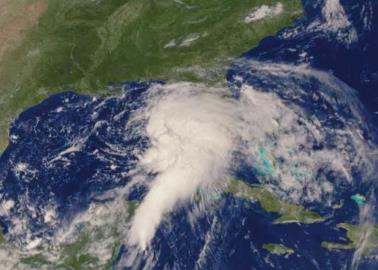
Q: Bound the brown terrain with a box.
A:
[0,0,47,64]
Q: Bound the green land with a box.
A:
[17,178,326,269]
[18,200,138,269]
[20,234,100,270]
[0,0,302,151]
[0,231,4,246]
[322,223,378,255]
[262,243,294,256]
[227,179,325,224]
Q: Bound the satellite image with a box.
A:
[0,0,377,269]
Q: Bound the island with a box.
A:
[322,223,378,255]
[227,179,325,224]
[262,243,294,256]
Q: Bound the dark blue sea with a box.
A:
[0,0,378,269]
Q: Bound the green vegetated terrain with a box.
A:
[228,179,378,256]
[322,223,378,255]
[262,243,294,256]
[227,179,325,224]
[20,234,101,270]
[0,0,302,151]
[16,200,138,269]
[0,230,5,246]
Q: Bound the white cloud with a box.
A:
[128,83,239,250]
[3,65,375,263]
[244,3,284,23]
[126,63,376,250]
[321,0,357,43]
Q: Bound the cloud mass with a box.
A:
[127,67,375,251]
[128,83,239,250]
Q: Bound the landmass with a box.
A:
[0,230,4,246]
[0,0,48,63]
[322,223,378,255]
[227,179,325,224]
[0,0,303,152]
[18,200,138,269]
[17,178,325,269]
[20,255,50,268]
[126,200,139,222]
[262,243,294,256]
